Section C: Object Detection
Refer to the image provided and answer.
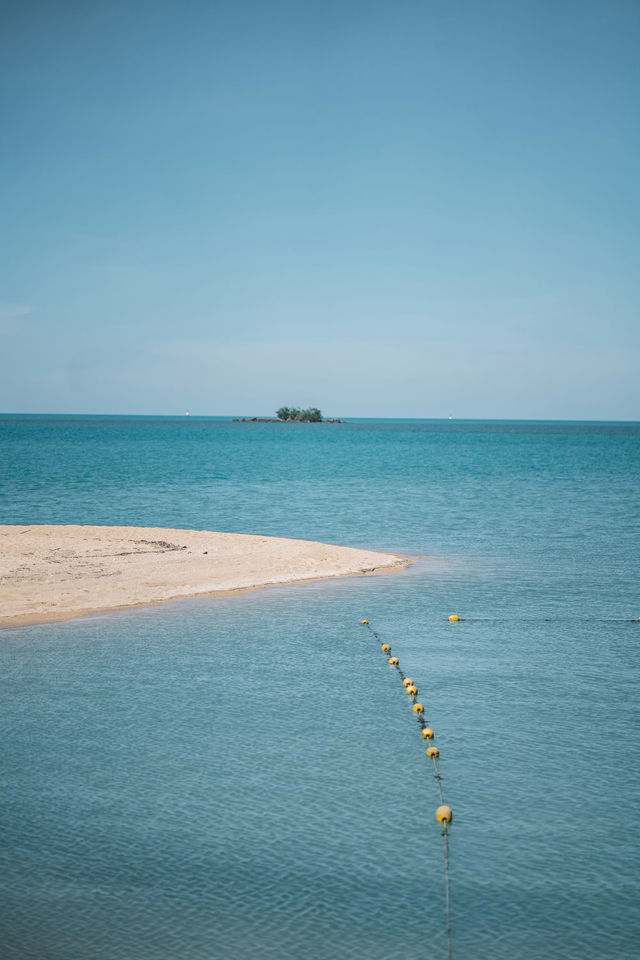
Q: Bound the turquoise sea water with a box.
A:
[1,415,638,960]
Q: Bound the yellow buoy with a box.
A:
[413,703,424,713]
[436,805,452,823]
[406,685,418,696]
[389,657,399,666]
[381,644,391,653]
[426,746,439,758]
[448,614,459,622]
[361,619,369,625]
[402,677,413,688]
[421,728,434,739]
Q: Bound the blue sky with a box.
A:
[1,0,638,418]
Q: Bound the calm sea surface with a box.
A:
[0,416,638,960]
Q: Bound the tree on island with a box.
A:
[276,406,323,422]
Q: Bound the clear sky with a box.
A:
[1,0,638,418]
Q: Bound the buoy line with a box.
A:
[445,615,639,622]
[360,619,453,960]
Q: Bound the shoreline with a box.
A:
[0,525,409,629]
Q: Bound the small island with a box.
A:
[233,407,344,423]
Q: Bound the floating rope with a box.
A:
[360,619,453,960]
[446,614,639,622]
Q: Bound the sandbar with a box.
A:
[0,525,408,628]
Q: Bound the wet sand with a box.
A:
[0,525,408,628]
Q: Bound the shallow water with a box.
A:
[1,416,638,958]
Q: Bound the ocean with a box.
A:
[0,415,638,959]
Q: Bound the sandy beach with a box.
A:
[0,525,408,628]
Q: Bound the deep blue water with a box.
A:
[1,415,638,959]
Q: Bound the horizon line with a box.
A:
[2,411,639,424]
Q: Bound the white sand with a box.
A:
[0,525,408,628]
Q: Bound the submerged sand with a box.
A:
[0,525,408,628]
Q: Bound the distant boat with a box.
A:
[185,411,190,416]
